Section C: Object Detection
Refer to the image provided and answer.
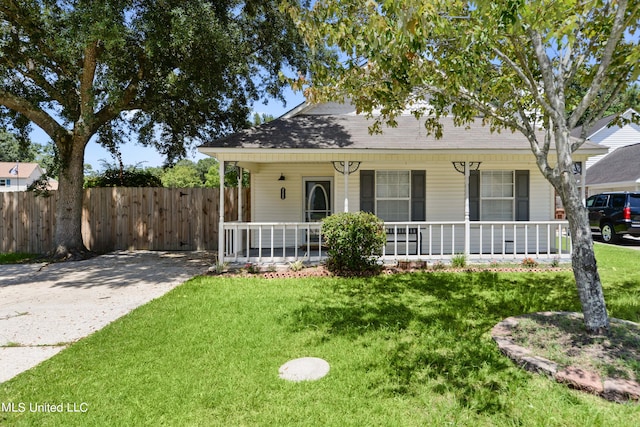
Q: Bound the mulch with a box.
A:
[215,264,571,279]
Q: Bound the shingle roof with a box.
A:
[0,162,41,178]
[202,114,595,151]
[570,109,640,139]
[570,114,618,139]
[586,143,640,185]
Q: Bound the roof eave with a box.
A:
[199,146,606,158]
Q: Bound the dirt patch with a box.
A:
[492,312,640,403]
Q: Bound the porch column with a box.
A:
[332,161,361,213]
[218,160,225,265]
[464,162,470,257]
[343,159,349,212]
[238,165,243,255]
[237,166,243,221]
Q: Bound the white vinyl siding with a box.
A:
[585,124,640,168]
[232,155,554,224]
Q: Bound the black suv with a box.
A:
[586,192,640,243]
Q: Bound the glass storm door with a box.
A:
[304,179,332,222]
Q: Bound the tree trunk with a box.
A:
[53,135,91,260]
[556,172,609,333]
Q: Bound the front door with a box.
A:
[304,179,332,222]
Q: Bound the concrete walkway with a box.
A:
[0,251,213,383]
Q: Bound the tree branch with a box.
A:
[575,79,627,142]
[92,59,144,135]
[527,29,564,124]
[79,41,99,129]
[568,0,629,128]
[0,89,69,141]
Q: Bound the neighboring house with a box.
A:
[0,162,47,192]
[572,108,640,169]
[199,101,606,265]
[585,143,640,195]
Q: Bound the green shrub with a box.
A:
[321,212,386,276]
[451,253,467,268]
[289,259,305,272]
[84,167,162,188]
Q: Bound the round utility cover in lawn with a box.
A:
[279,357,330,382]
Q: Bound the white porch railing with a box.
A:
[222,221,572,264]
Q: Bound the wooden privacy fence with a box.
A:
[0,187,250,254]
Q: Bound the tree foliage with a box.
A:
[160,162,203,188]
[251,112,276,126]
[606,83,640,115]
[158,158,248,188]
[0,0,311,258]
[0,129,37,162]
[291,0,639,332]
[84,166,162,188]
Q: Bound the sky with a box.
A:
[29,87,306,171]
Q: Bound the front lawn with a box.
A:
[1,244,639,426]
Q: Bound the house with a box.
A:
[585,143,640,194]
[572,108,640,170]
[569,108,640,196]
[0,162,50,192]
[198,101,606,265]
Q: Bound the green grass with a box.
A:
[0,252,38,264]
[594,242,640,322]
[1,245,639,426]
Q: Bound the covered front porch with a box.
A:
[213,155,580,266]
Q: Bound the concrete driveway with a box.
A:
[0,251,213,383]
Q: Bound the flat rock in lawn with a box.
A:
[279,357,330,382]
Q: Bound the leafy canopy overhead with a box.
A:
[292,0,639,150]
[0,0,310,163]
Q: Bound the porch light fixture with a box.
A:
[331,161,361,175]
[278,173,286,181]
[452,161,481,174]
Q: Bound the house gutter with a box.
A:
[199,146,607,158]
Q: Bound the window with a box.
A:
[0,179,9,187]
[376,171,410,221]
[471,170,530,221]
[480,171,514,220]
[360,170,426,222]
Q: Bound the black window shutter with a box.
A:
[469,170,480,221]
[411,170,426,221]
[515,170,530,221]
[360,170,375,213]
